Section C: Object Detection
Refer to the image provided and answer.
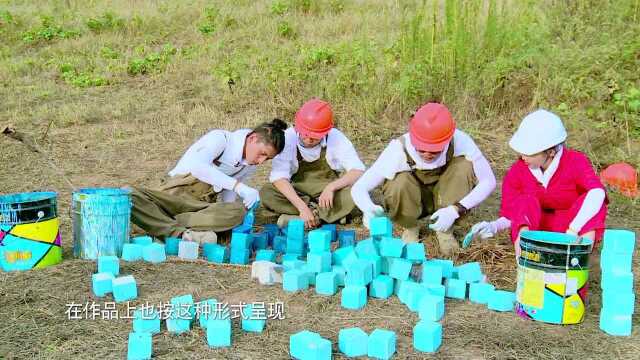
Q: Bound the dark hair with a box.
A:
[252,118,288,154]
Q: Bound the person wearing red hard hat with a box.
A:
[468,109,608,258]
[261,99,366,229]
[351,102,496,256]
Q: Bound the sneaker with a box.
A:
[436,230,459,257]
[401,226,420,243]
[182,229,217,245]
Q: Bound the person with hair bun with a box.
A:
[130,119,288,244]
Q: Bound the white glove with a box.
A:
[362,205,385,230]
[428,206,459,232]
[234,183,260,209]
[470,221,498,240]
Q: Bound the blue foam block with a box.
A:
[339,327,368,357]
[333,246,358,266]
[290,330,321,359]
[142,243,166,264]
[283,270,310,292]
[601,271,634,292]
[203,243,229,263]
[321,224,337,241]
[165,237,180,256]
[599,309,632,336]
[92,272,114,297]
[132,236,153,246]
[457,262,483,283]
[488,290,515,312]
[380,237,405,257]
[308,229,332,253]
[283,259,306,271]
[255,249,277,262]
[251,232,269,251]
[207,319,232,347]
[287,219,305,240]
[97,255,119,276]
[112,275,137,303]
[600,250,632,273]
[413,320,442,353]
[133,308,160,334]
[360,254,382,277]
[367,329,396,360]
[404,243,426,263]
[301,264,317,286]
[273,235,287,254]
[197,298,218,328]
[418,294,444,321]
[122,243,143,262]
[355,238,379,257]
[231,233,253,250]
[316,272,338,296]
[380,257,392,274]
[341,286,368,310]
[469,283,495,304]
[229,248,251,265]
[407,286,429,312]
[602,291,635,315]
[241,304,266,333]
[421,263,443,285]
[397,280,420,304]
[445,278,466,299]
[127,332,152,360]
[603,229,636,253]
[369,274,394,299]
[332,265,346,287]
[283,253,303,262]
[232,224,252,234]
[370,217,392,238]
[428,259,454,278]
[167,294,194,334]
[287,237,306,254]
[338,229,357,248]
[425,284,446,297]
[345,260,374,286]
[388,257,412,281]
[307,251,332,273]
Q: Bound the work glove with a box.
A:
[362,205,385,230]
[470,221,499,240]
[428,206,459,232]
[234,183,260,209]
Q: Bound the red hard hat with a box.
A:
[295,99,334,139]
[600,162,638,198]
[409,103,456,152]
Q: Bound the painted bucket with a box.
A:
[0,191,62,272]
[515,230,593,324]
[72,188,132,259]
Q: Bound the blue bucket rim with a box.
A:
[73,187,132,196]
[520,230,594,246]
[0,191,58,205]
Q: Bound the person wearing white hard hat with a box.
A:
[468,109,608,257]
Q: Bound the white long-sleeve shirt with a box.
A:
[351,130,496,215]
[269,127,366,183]
[168,129,255,202]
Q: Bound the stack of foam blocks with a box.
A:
[599,229,636,336]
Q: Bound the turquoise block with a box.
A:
[203,243,229,263]
[424,284,446,297]
[316,272,339,296]
[320,224,337,242]
[388,257,412,281]
[370,217,392,238]
[171,294,195,319]
[339,327,368,357]
[601,271,634,292]
[341,286,368,310]
[413,320,442,353]
[332,265,346,287]
[398,280,420,304]
[178,240,199,260]
[429,259,454,278]
[370,274,394,299]
[165,237,180,256]
[287,236,306,254]
[241,304,266,332]
[367,329,396,360]
[255,249,277,262]
[309,229,332,253]
[251,232,269,251]
[231,232,253,250]
[167,299,194,335]
[381,257,392,274]
[142,243,166,264]
[418,294,444,321]
[287,219,305,239]
[301,264,317,286]
[133,308,160,334]
[229,248,251,265]
[207,319,232,347]
[283,253,303,262]
[338,229,356,247]
[457,262,483,283]
[603,229,636,253]
[283,259,306,271]
[307,251,332,273]
[599,309,632,336]
[602,292,635,315]
[345,260,374,286]
[445,278,466,299]
[355,238,379,257]
[290,330,322,359]
[296,337,332,360]
[127,332,152,360]
[488,290,515,312]
[469,283,495,305]
[380,237,405,258]
[333,246,358,266]
[283,270,310,292]
[92,272,114,297]
[122,244,143,262]
[132,236,153,246]
[197,298,218,328]
[451,267,459,279]
[97,255,119,276]
[360,254,382,277]
[263,223,280,240]
[421,263,443,285]
[274,235,287,254]
[112,275,137,303]
[404,243,426,263]
[407,286,430,312]
[600,249,632,273]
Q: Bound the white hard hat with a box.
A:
[509,109,567,156]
